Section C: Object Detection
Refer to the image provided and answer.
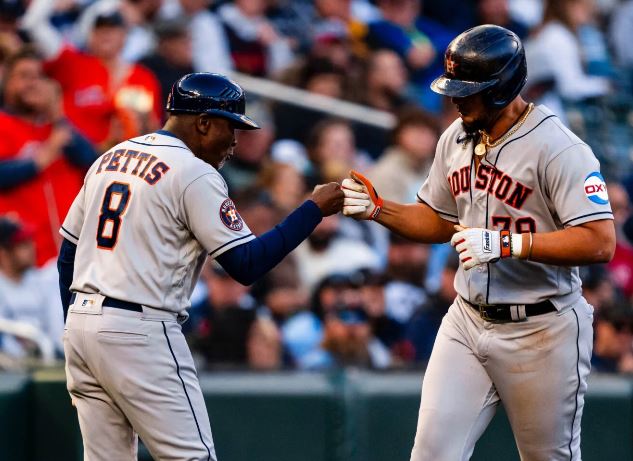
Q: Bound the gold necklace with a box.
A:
[474,103,534,157]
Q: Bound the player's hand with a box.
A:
[451,225,507,270]
[311,182,344,216]
[342,170,383,220]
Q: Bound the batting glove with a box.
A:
[451,225,523,270]
[342,170,383,220]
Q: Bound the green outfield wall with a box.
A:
[1,370,631,461]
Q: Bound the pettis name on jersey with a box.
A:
[95,148,171,185]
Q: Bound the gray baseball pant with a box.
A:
[63,292,216,461]
[410,296,593,461]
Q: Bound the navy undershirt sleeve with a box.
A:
[63,128,98,168]
[216,200,323,285]
[57,238,77,320]
[0,159,38,190]
[0,127,95,190]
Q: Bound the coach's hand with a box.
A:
[451,225,524,270]
[342,170,383,220]
[311,182,344,216]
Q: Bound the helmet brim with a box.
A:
[205,109,260,130]
[430,76,498,98]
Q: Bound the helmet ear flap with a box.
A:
[488,51,527,108]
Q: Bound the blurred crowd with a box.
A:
[2,0,633,373]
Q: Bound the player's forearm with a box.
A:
[376,200,455,243]
[527,220,615,266]
[57,238,77,320]
[216,200,322,285]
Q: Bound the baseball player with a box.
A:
[57,73,343,461]
[342,25,615,460]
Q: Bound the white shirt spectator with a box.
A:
[73,0,156,63]
[509,0,543,28]
[610,0,633,69]
[525,21,610,119]
[294,238,381,292]
[217,2,294,75]
[160,0,234,74]
[384,281,427,324]
[0,264,64,358]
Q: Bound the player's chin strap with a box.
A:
[350,170,384,220]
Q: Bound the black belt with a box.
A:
[70,293,143,313]
[462,296,556,322]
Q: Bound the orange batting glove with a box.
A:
[341,170,384,220]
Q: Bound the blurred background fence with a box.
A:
[2,370,632,461]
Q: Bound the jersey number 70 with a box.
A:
[97,182,131,250]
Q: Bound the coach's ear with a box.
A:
[196,114,212,135]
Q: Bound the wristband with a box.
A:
[350,170,383,221]
[511,233,524,259]
[370,198,383,220]
[500,230,512,258]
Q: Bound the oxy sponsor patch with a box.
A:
[584,172,609,205]
[219,199,243,231]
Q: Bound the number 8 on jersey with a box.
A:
[97,182,131,250]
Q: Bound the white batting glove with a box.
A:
[451,225,522,270]
[341,170,384,220]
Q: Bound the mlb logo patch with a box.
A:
[81,299,94,307]
[584,172,609,205]
[219,199,244,231]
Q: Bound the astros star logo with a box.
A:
[219,199,244,231]
[227,208,238,222]
[446,57,458,75]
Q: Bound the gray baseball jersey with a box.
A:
[409,104,609,461]
[417,104,613,308]
[60,131,255,314]
[61,130,260,460]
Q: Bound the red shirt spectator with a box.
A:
[607,182,633,297]
[0,112,85,266]
[0,49,96,266]
[607,242,633,297]
[22,3,162,148]
[44,46,163,146]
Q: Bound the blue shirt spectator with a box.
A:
[365,0,456,111]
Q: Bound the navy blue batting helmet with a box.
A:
[166,73,260,130]
[431,25,527,109]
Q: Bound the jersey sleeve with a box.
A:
[59,182,86,244]
[416,135,459,222]
[182,172,255,257]
[545,143,613,227]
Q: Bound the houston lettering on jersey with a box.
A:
[447,164,533,210]
[95,149,171,185]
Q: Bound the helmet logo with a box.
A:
[446,57,458,76]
